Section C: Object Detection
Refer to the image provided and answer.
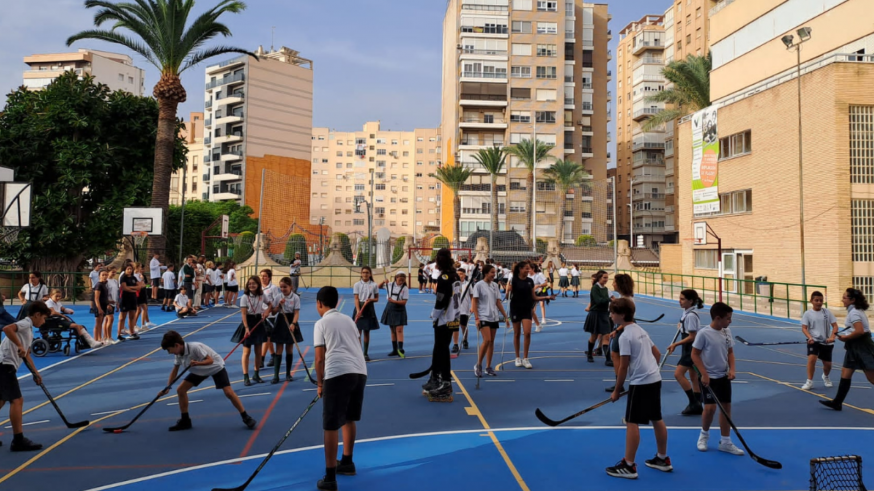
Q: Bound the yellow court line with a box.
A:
[743,371,874,416]
[2,311,238,426]
[451,371,531,491]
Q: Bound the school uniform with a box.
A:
[458,279,472,329]
[204,268,215,294]
[619,323,663,425]
[93,281,111,317]
[212,269,224,295]
[353,280,380,331]
[176,342,231,390]
[692,326,735,404]
[314,309,368,431]
[149,258,162,284]
[417,268,427,287]
[0,318,34,403]
[801,308,838,361]
[558,268,570,288]
[174,294,194,317]
[842,305,874,370]
[107,278,120,310]
[677,307,701,367]
[473,280,502,329]
[272,291,303,345]
[226,268,238,293]
[584,284,612,335]
[89,270,101,313]
[17,283,48,321]
[231,294,268,347]
[610,296,636,355]
[533,272,549,296]
[135,273,148,305]
[380,282,409,327]
[509,276,535,322]
[261,284,280,337]
[118,274,139,313]
[162,271,177,300]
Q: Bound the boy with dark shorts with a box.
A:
[159,330,256,432]
[314,287,368,491]
[607,298,671,479]
[691,302,744,456]
[0,301,51,451]
[801,291,839,390]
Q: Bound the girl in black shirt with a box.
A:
[507,261,555,369]
[117,265,141,341]
[423,248,462,398]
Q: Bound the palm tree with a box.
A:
[67,0,256,252]
[641,52,711,131]
[505,138,554,246]
[472,146,507,240]
[542,159,590,245]
[429,164,473,246]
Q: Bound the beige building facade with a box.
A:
[170,112,205,206]
[669,0,874,299]
[22,49,145,95]
[309,122,443,239]
[440,0,611,244]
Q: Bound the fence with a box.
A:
[1,271,93,306]
[623,270,826,320]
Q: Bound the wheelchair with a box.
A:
[31,316,84,357]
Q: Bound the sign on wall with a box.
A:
[691,107,720,214]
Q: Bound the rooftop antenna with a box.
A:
[271,26,276,52]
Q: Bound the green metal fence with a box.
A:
[1,271,95,306]
[621,270,825,321]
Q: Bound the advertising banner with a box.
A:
[692,107,720,214]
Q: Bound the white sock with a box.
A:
[700,429,708,437]
[657,453,667,459]
[626,460,635,466]
[720,436,731,444]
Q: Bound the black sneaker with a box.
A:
[336,460,357,476]
[286,374,294,382]
[605,459,638,479]
[169,418,193,432]
[819,399,842,411]
[252,375,264,384]
[587,354,594,363]
[266,356,275,367]
[271,376,280,384]
[243,415,257,429]
[10,437,42,452]
[422,374,439,391]
[681,403,703,416]
[451,344,460,354]
[244,378,252,387]
[364,354,371,362]
[605,357,614,367]
[644,455,673,472]
[130,334,140,341]
[116,335,126,343]
[316,477,338,490]
[387,350,399,357]
[462,340,469,349]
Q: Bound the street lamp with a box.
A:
[782,26,812,291]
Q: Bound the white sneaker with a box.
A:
[801,379,814,390]
[522,358,533,369]
[534,325,542,333]
[147,322,158,328]
[515,357,523,367]
[718,441,745,456]
[697,432,709,452]
[822,374,833,388]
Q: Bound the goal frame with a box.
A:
[406,246,473,280]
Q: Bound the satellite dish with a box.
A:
[375,227,391,243]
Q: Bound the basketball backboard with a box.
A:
[694,222,707,245]
[1,182,32,228]
[221,214,229,238]
[123,207,164,236]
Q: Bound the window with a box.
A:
[536,88,557,101]
[118,73,124,81]
[694,249,718,270]
[696,189,752,217]
[718,130,751,160]
[537,0,557,11]
[512,44,532,56]
[511,88,531,100]
[536,44,557,57]
[853,200,874,261]
[377,149,386,155]
[510,110,531,123]
[510,201,526,212]
[535,111,556,124]
[696,6,701,17]
[536,66,557,79]
[511,66,531,78]
[851,106,874,183]
[513,0,532,9]
[354,184,365,191]
[353,219,365,226]
[536,22,557,34]
[512,21,532,34]
[128,76,134,84]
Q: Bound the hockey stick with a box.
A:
[212,394,321,491]
[692,366,782,469]
[25,362,89,429]
[283,312,317,385]
[736,327,853,347]
[223,317,267,361]
[634,313,665,323]
[535,391,629,426]
[104,365,191,433]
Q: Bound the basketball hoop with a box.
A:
[131,231,148,248]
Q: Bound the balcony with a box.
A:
[633,158,665,169]
[564,97,574,107]
[460,71,508,83]
[564,143,574,153]
[631,174,665,184]
[460,48,508,58]
[580,125,593,134]
[206,57,246,74]
[632,40,665,56]
[633,107,660,121]
[202,173,210,182]
[581,102,593,113]
[460,25,509,38]
[582,40,594,49]
[460,138,504,149]
[205,100,213,109]
[205,72,245,91]
[607,50,612,61]
[565,30,575,41]
[607,91,612,101]
[459,115,507,129]
[204,118,212,127]
[213,133,243,145]
[580,147,593,157]
[217,91,245,105]
[202,192,209,200]
[460,3,508,12]
[581,82,593,90]
[212,171,243,182]
[564,119,574,129]
[607,70,612,80]
[564,75,574,83]
[633,57,664,70]
[633,135,666,151]
[215,113,244,126]
[221,149,243,161]
[211,191,241,201]
[607,29,612,40]
[459,93,508,107]
[642,192,666,200]
[606,132,611,142]
[204,136,212,145]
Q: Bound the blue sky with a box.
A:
[0,0,655,148]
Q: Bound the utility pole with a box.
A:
[629,178,634,248]
[368,168,374,269]
[531,121,537,252]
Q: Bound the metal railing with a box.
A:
[462,71,508,79]
[460,116,506,124]
[205,72,245,90]
[216,91,245,101]
[580,147,593,154]
[581,102,593,111]
[633,107,660,119]
[461,26,509,34]
[460,93,508,102]
[634,57,663,69]
[461,3,508,11]
[461,48,508,56]
[624,270,825,320]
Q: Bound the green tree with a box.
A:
[505,139,554,246]
[642,53,712,131]
[576,234,597,247]
[543,159,590,244]
[356,236,372,268]
[165,200,257,264]
[283,233,308,266]
[0,72,185,273]
[536,238,548,255]
[233,230,254,263]
[472,146,507,239]
[430,236,450,260]
[429,165,472,246]
[67,0,256,253]
[392,236,405,264]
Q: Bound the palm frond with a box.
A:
[66,29,159,69]
[471,146,506,176]
[182,46,256,73]
[542,159,590,192]
[429,164,472,194]
[505,139,554,171]
[641,108,684,132]
[639,52,711,131]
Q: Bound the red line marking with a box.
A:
[237,346,310,459]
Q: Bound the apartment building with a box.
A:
[661,0,717,243]
[22,49,145,94]
[170,112,205,206]
[615,15,667,249]
[440,0,611,244]
[201,46,313,235]
[667,0,874,298]
[309,122,442,239]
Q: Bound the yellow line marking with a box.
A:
[743,371,874,416]
[2,312,238,426]
[451,371,530,491]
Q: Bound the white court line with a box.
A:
[5,420,49,429]
[544,379,574,382]
[167,400,202,406]
[485,380,515,383]
[366,383,395,387]
[91,409,130,416]
[238,392,271,398]
[85,425,874,491]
